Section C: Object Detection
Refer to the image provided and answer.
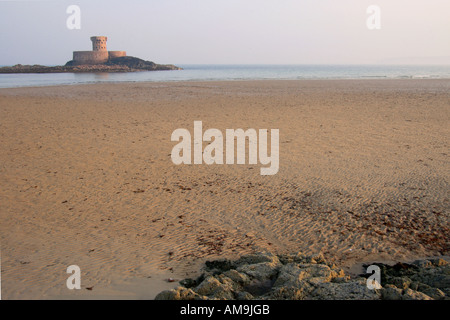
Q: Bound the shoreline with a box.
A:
[1,79,448,299]
[2,77,450,91]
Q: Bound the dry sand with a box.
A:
[0,79,449,299]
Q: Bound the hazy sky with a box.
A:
[1,0,449,65]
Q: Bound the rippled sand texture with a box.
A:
[0,79,449,299]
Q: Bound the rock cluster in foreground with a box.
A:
[0,56,181,73]
[155,252,449,300]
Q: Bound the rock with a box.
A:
[194,275,237,300]
[331,276,350,283]
[412,268,450,289]
[423,287,446,300]
[311,278,381,300]
[243,278,275,296]
[330,268,347,281]
[273,263,335,288]
[0,57,181,74]
[205,259,233,272]
[236,291,254,300]
[154,289,178,300]
[234,252,280,267]
[178,287,206,300]
[409,281,419,291]
[106,56,156,69]
[372,261,419,282]
[392,262,416,272]
[277,252,312,264]
[195,276,222,296]
[381,285,403,300]
[209,285,235,300]
[368,258,450,297]
[155,287,203,300]
[154,254,450,300]
[106,56,181,71]
[179,278,197,288]
[0,64,68,73]
[391,276,412,290]
[223,269,251,285]
[308,277,329,285]
[216,274,242,292]
[402,288,433,300]
[430,258,448,267]
[263,286,304,300]
[311,253,327,264]
[416,283,446,300]
[273,263,308,288]
[237,261,281,281]
[303,264,334,284]
[277,254,295,265]
[412,259,433,268]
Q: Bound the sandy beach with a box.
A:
[0,79,449,299]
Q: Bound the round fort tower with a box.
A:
[72,36,126,66]
[90,36,107,51]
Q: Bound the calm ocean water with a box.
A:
[0,64,449,88]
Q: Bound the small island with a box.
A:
[0,36,181,73]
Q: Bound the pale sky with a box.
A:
[0,0,449,65]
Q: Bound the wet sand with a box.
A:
[0,79,448,299]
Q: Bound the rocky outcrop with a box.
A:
[0,57,181,73]
[155,252,449,300]
[105,56,180,71]
[366,258,450,300]
[0,64,70,73]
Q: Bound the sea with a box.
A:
[0,64,449,88]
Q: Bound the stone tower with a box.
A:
[90,36,107,51]
[72,36,126,66]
